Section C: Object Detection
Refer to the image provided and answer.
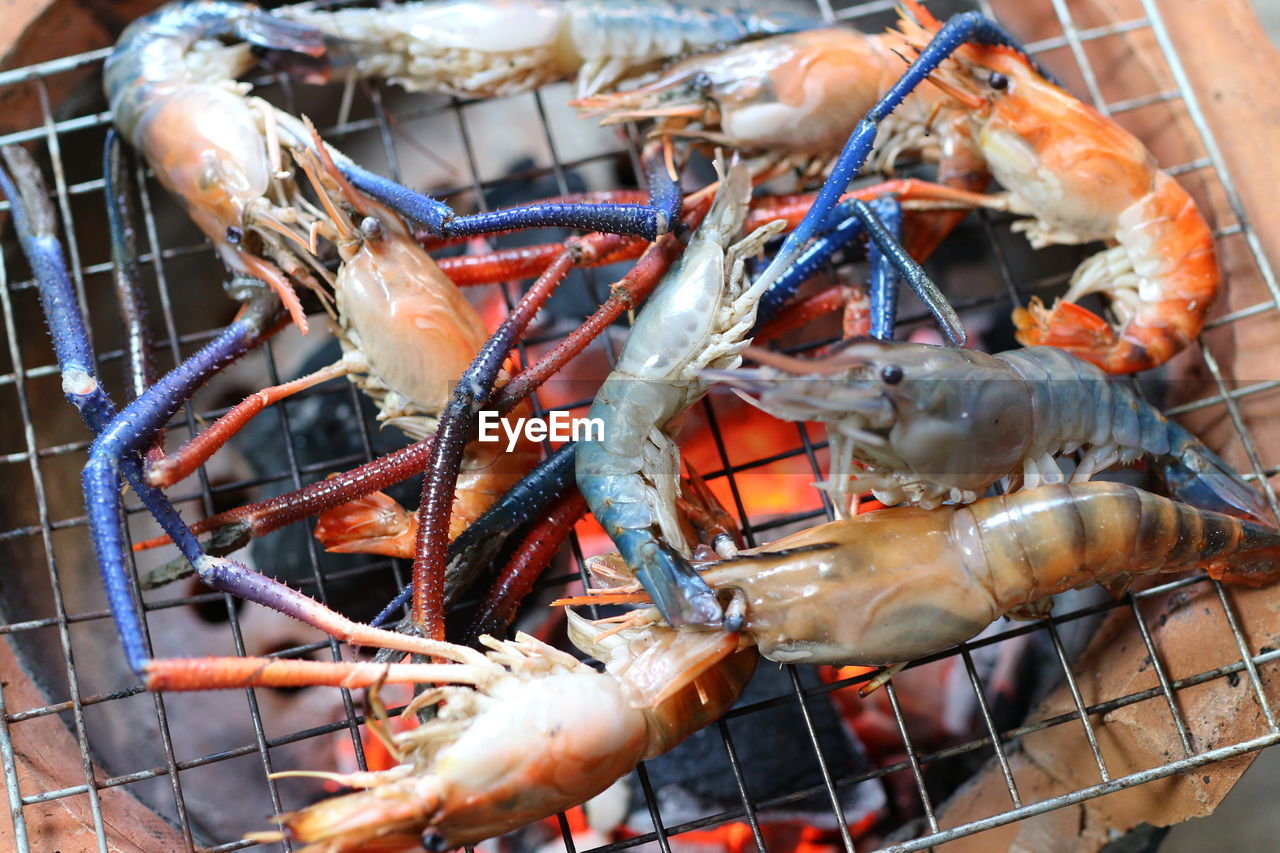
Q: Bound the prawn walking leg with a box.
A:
[144,359,351,488]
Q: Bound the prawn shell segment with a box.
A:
[335,231,489,416]
[701,507,999,666]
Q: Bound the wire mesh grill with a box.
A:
[0,0,1278,851]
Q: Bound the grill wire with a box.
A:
[0,0,1278,851]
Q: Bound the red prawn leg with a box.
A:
[146,359,352,488]
[144,656,484,691]
[438,236,647,286]
[467,490,588,640]
[757,285,873,351]
[744,178,994,234]
[755,285,857,344]
[131,437,437,549]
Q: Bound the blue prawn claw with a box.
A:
[1161,447,1273,525]
[622,534,726,629]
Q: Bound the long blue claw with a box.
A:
[80,279,278,673]
[445,203,666,241]
[756,201,867,325]
[866,198,903,341]
[755,195,957,344]
[853,198,964,345]
[1,148,262,672]
[337,140,680,241]
[340,159,454,231]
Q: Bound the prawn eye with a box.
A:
[692,71,714,94]
[880,364,904,385]
[421,831,448,852]
[225,225,243,246]
[360,216,384,241]
[988,72,1009,91]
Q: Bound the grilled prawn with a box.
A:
[576,159,786,628]
[278,0,817,99]
[710,340,1270,523]
[103,0,336,329]
[107,2,537,533]
[896,3,1219,372]
[246,618,754,851]
[581,483,1280,666]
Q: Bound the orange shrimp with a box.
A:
[239,617,755,851]
[897,2,1218,373]
[104,2,344,330]
[576,25,990,258]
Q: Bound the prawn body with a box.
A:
[582,26,985,173]
[578,26,988,253]
[297,145,491,438]
[576,161,785,627]
[265,620,755,850]
[279,0,816,99]
[700,482,1280,665]
[104,1,334,328]
[897,6,1218,372]
[288,142,541,539]
[717,340,1270,523]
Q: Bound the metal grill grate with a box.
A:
[0,1,1278,851]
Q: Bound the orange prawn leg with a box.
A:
[755,285,853,343]
[145,358,352,488]
[144,656,483,692]
[842,286,873,339]
[744,179,994,234]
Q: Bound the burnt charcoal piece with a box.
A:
[637,663,886,830]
